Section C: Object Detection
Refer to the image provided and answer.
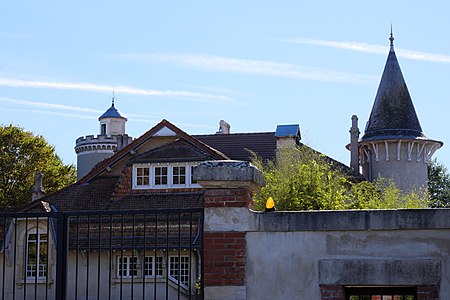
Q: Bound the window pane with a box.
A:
[155,166,168,185]
[191,166,197,184]
[27,233,47,278]
[156,256,163,276]
[169,256,189,287]
[144,256,153,276]
[173,166,186,185]
[136,167,150,186]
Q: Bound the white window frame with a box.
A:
[172,165,187,186]
[168,255,190,289]
[26,232,48,279]
[143,255,164,278]
[136,166,150,186]
[117,255,138,278]
[132,162,200,189]
[153,165,168,187]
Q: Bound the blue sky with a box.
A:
[2,1,450,170]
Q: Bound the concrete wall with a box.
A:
[203,201,450,299]
[208,208,450,299]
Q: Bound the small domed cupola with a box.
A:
[98,97,127,136]
[75,96,133,181]
[99,98,127,121]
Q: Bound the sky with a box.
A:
[2,1,450,170]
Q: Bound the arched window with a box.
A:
[26,232,48,279]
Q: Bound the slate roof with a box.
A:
[362,35,425,141]
[39,177,203,211]
[98,101,127,120]
[44,177,119,211]
[194,132,277,161]
[130,138,218,163]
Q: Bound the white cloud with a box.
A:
[0,97,207,127]
[0,107,97,120]
[0,96,102,113]
[116,53,377,84]
[0,77,233,103]
[281,38,450,64]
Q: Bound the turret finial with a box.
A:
[389,24,395,51]
[112,89,115,107]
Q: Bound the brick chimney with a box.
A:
[349,115,360,173]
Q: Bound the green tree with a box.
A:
[252,146,349,211]
[252,145,426,211]
[0,125,76,209]
[428,158,450,208]
[348,178,427,209]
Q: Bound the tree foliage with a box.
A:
[252,146,426,211]
[428,158,450,208]
[0,125,76,209]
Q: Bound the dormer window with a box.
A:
[132,163,200,189]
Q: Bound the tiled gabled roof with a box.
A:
[79,119,228,184]
[194,132,277,161]
[44,177,119,211]
[130,138,217,163]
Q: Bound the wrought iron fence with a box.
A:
[0,208,204,300]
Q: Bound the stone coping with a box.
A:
[252,208,450,232]
[205,207,450,232]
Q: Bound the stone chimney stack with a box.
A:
[31,171,45,202]
[349,115,360,173]
[216,120,230,134]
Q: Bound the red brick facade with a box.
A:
[417,285,440,300]
[204,232,246,286]
[320,284,345,300]
[203,187,252,287]
[203,188,253,208]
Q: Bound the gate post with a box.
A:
[194,161,265,300]
[55,212,68,299]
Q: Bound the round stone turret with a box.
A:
[75,99,133,180]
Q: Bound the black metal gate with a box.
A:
[0,208,204,300]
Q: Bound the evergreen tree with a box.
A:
[428,158,450,208]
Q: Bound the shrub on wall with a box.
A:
[251,146,427,211]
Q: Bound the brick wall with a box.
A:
[320,285,345,300]
[417,285,440,300]
[203,188,252,287]
[204,231,246,286]
[319,285,440,300]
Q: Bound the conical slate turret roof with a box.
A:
[361,33,425,141]
[98,98,127,120]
